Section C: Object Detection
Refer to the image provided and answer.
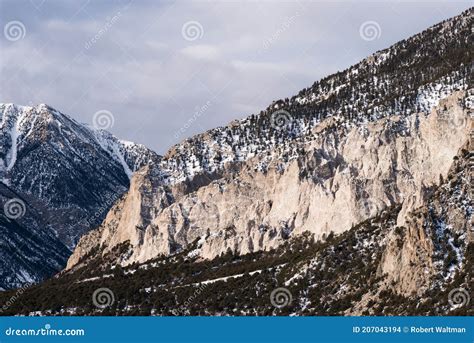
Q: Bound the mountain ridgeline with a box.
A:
[0,104,160,289]
[66,8,473,268]
[0,8,472,315]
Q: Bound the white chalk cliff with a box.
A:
[67,90,472,269]
[66,8,473,278]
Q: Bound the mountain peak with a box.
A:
[0,103,162,289]
[0,7,472,316]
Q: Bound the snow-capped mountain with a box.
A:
[0,8,472,316]
[67,8,472,270]
[0,103,160,289]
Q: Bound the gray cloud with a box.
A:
[0,0,471,153]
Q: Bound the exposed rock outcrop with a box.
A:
[67,91,472,269]
[378,122,473,296]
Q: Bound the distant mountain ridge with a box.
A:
[2,110,471,316]
[0,103,160,289]
[0,183,70,290]
[0,8,472,319]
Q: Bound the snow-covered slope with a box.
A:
[4,142,470,315]
[67,9,473,270]
[159,8,472,184]
[0,103,161,289]
[0,8,472,314]
[67,90,472,268]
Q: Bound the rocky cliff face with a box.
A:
[0,8,472,315]
[66,8,473,271]
[4,140,470,315]
[67,90,472,270]
[377,128,473,297]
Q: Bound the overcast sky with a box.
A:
[0,0,471,153]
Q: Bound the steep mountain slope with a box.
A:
[68,91,471,269]
[0,103,160,289]
[0,183,70,290]
[0,184,70,290]
[67,8,473,271]
[0,139,470,316]
[159,7,472,184]
[0,8,472,315]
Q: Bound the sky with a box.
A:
[0,0,471,154]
